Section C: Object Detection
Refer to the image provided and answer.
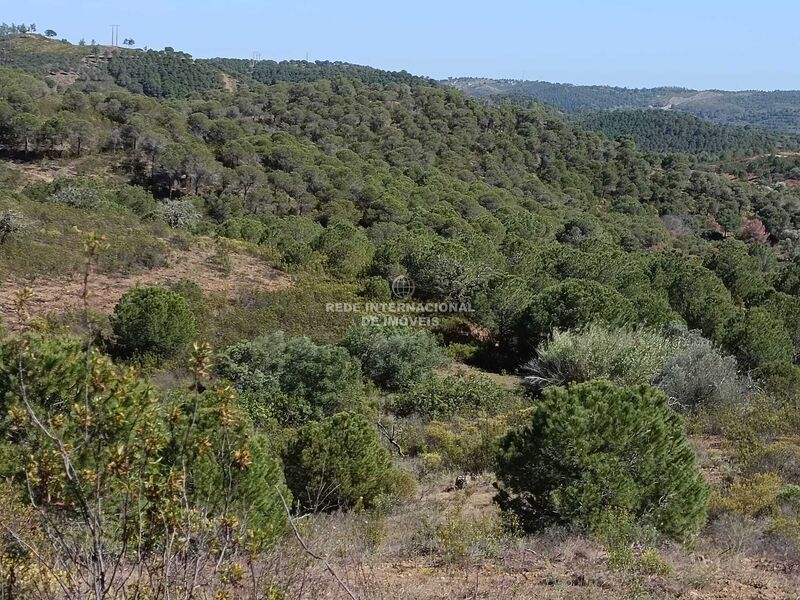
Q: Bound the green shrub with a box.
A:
[495,380,709,539]
[424,416,510,474]
[156,198,201,228]
[516,279,636,355]
[216,331,365,426]
[345,324,448,391]
[392,372,517,419]
[724,307,794,369]
[523,326,674,393]
[111,286,196,359]
[283,412,398,511]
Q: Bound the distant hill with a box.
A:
[577,109,800,157]
[444,78,800,134]
[0,34,432,99]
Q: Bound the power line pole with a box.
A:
[110,24,120,47]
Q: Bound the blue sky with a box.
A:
[5,0,799,90]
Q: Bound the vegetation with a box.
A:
[1,25,800,598]
[110,286,196,359]
[447,77,800,133]
[495,381,709,539]
[579,109,797,157]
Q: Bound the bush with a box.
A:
[157,198,201,228]
[111,286,196,359]
[424,416,509,474]
[747,443,800,485]
[47,185,106,209]
[283,412,398,511]
[523,326,674,393]
[345,324,448,391]
[653,330,743,411]
[495,380,709,539]
[516,279,636,355]
[392,372,517,419]
[0,209,29,244]
[216,331,365,426]
[724,307,794,369]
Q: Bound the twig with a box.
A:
[277,488,359,600]
[376,421,405,457]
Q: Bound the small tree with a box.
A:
[495,380,709,539]
[283,412,396,511]
[44,29,57,38]
[111,286,196,359]
[345,324,448,391]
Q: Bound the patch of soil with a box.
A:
[0,238,292,329]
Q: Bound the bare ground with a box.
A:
[0,238,291,329]
[294,475,800,599]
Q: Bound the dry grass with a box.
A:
[0,237,292,329]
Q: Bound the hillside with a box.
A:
[577,109,800,158]
[0,34,432,99]
[445,77,800,133]
[2,30,800,599]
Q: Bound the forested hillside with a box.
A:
[447,77,800,133]
[578,109,799,158]
[3,30,800,599]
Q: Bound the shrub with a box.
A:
[345,324,448,391]
[424,416,509,474]
[516,279,636,354]
[47,185,106,209]
[747,443,800,485]
[653,331,742,411]
[495,380,709,539]
[392,372,517,419]
[523,326,674,393]
[157,198,201,228]
[724,307,794,369]
[283,412,397,511]
[315,221,374,279]
[111,286,196,359]
[0,209,29,244]
[216,331,365,426]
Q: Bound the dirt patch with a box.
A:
[47,70,80,88]
[221,73,238,92]
[0,238,291,329]
[2,159,78,182]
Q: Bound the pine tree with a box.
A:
[495,380,709,539]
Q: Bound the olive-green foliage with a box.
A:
[283,412,396,511]
[761,291,800,354]
[392,372,519,419]
[165,384,290,546]
[705,239,769,303]
[315,221,374,279]
[0,334,289,564]
[345,324,448,391]
[516,279,636,355]
[423,416,512,474]
[210,277,362,347]
[724,307,794,369]
[746,442,800,485]
[523,326,675,393]
[111,286,196,359]
[495,380,709,539]
[215,331,365,426]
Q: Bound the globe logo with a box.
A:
[391,275,415,300]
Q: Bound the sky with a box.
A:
[5,0,799,90]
